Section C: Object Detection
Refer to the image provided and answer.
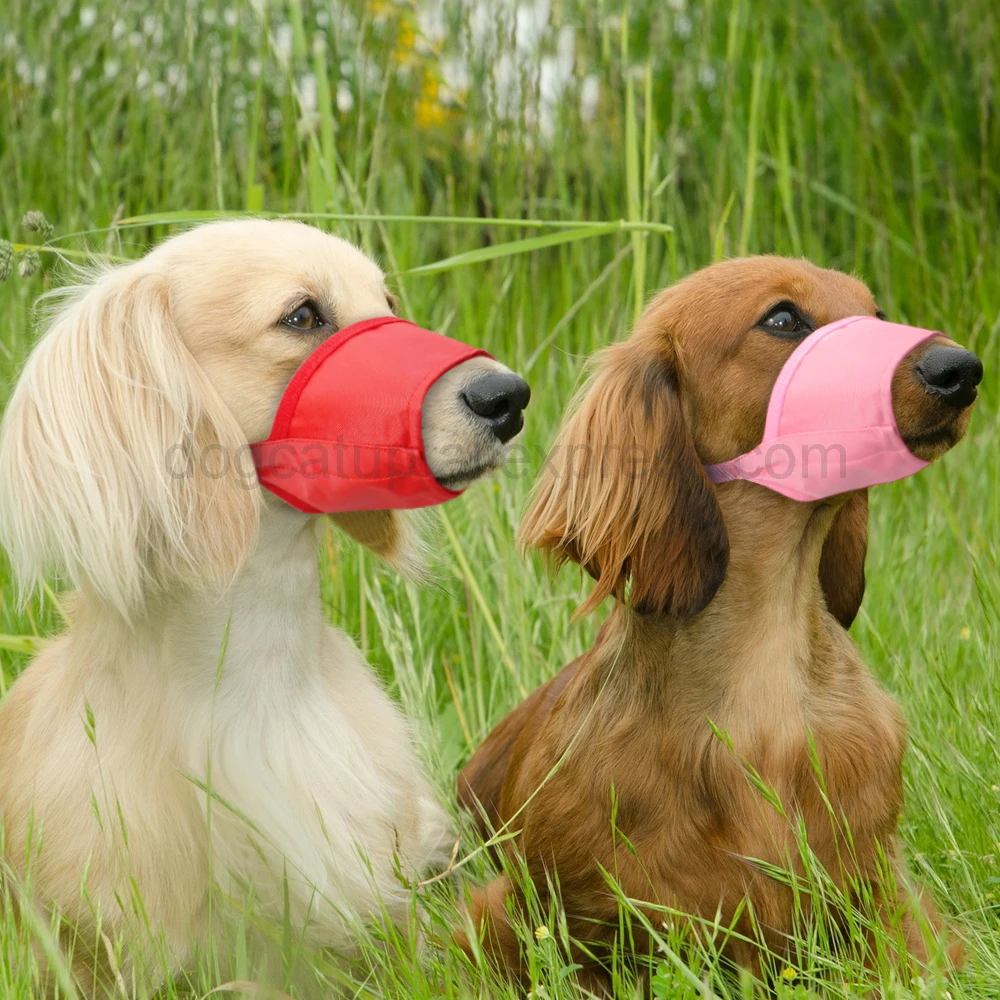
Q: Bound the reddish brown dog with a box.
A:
[457,257,980,988]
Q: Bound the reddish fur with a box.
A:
[457,257,972,988]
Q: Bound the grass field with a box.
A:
[1,0,999,996]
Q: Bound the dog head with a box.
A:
[0,220,527,617]
[520,256,980,625]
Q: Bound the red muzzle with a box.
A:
[251,316,490,514]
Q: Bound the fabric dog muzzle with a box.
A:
[251,316,490,514]
[705,316,937,502]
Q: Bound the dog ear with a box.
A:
[0,264,259,619]
[818,489,868,628]
[330,509,426,578]
[519,343,729,617]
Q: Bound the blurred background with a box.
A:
[3,0,998,313]
[1,1,999,995]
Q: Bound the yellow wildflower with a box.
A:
[534,924,551,941]
[415,72,450,128]
[397,19,416,52]
[415,98,447,128]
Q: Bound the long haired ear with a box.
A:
[0,264,259,619]
[819,489,868,628]
[518,344,729,617]
[330,509,427,579]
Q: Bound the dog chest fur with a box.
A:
[501,603,905,939]
[0,506,452,977]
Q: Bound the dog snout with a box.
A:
[461,371,531,444]
[915,346,983,410]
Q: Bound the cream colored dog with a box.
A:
[0,220,528,993]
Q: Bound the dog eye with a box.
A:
[759,302,812,338]
[282,301,325,332]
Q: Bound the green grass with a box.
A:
[1,0,999,996]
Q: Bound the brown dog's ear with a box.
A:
[818,489,868,628]
[518,344,729,617]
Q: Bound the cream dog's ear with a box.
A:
[330,509,428,579]
[0,263,259,618]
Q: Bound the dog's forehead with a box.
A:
[157,220,387,304]
[773,261,876,322]
[657,257,876,349]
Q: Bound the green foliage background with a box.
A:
[0,0,998,996]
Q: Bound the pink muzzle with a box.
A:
[705,316,937,502]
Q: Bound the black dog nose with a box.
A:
[915,346,984,410]
[462,370,531,444]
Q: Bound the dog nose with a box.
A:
[915,346,983,409]
[462,371,531,444]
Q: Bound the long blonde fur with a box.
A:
[0,220,523,995]
[0,262,259,619]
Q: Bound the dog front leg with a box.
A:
[455,875,531,985]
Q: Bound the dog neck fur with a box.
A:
[73,501,328,702]
[3,499,451,974]
[597,484,842,720]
